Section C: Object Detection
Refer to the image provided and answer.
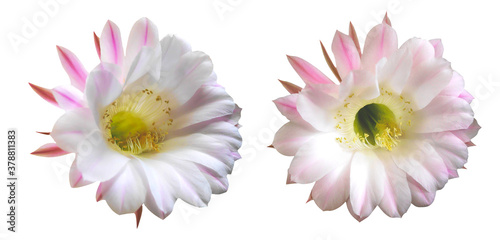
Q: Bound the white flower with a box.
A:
[31,18,242,225]
[272,16,479,221]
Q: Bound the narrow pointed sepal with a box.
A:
[135,205,143,228]
[93,32,101,59]
[31,143,69,157]
[465,141,476,147]
[383,12,392,26]
[306,192,313,203]
[96,184,103,202]
[278,80,302,94]
[36,131,51,135]
[268,144,274,148]
[319,41,342,82]
[29,83,57,106]
[286,173,296,184]
[348,22,362,58]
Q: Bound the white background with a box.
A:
[1,0,499,239]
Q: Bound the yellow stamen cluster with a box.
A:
[374,122,403,151]
[334,88,413,151]
[101,88,173,155]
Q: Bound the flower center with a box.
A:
[353,103,402,151]
[102,88,173,155]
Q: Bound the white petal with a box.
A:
[273,94,303,123]
[141,156,211,207]
[413,96,474,133]
[76,138,130,182]
[53,108,129,182]
[100,20,124,67]
[93,62,123,82]
[52,85,85,110]
[160,51,213,104]
[69,158,93,188]
[407,176,436,207]
[429,39,444,58]
[167,160,212,207]
[272,122,318,156]
[166,133,234,172]
[123,18,159,76]
[361,23,398,73]
[459,90,474,103]
[377,48,413,94]
[390,138,448,192]
[170,120,241,153]
[439,71,465,98]
[140,160,177,219]
[124,46,161,87]
[170,84,235,131]
[311,159,351,211]
[452,119,480,143]
[375,154,411,218]
[346,197,366,222]
[51,108,97,152]
[343,70,379,100]
[99,159,146,214]
[197,164,230,194]
[428,132,468,177]
[155,133,235,177]
[227,103,242,127]
[349,151,385,220]
[85,67,123,125]
[399,38,435,67]
[402,58,453,109]
[288,132,351,184]
[296,86,340,132]
[194,121,242,152]
[331,31,361,78]
[160,34,192,74]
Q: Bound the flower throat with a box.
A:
[353,103,402,151]
[102,88,173,155]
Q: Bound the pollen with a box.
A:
[374,122,402,151]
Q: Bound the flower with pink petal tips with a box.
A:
[31,18,242,226]
[272,15,479,221]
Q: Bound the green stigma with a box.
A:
[109,111,153,153]
[353,103,402,151]
[110,111,148,141]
